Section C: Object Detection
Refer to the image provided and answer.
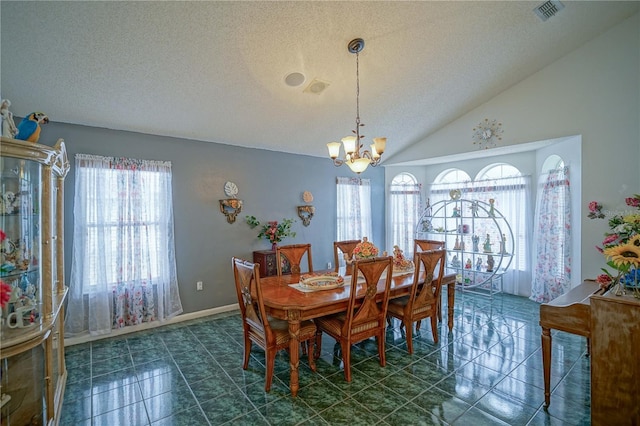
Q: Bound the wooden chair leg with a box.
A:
[264,348,276,392]
[430,315,438,344]
[377,333,386,367]
[243,338,252,369]
[307,341,317,372]
[405,320,414,354]
[314,330,323,359]
[415,320,421,332]
[342,341,352,382]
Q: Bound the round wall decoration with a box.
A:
[472,119,503,150]
[303,191,314,203]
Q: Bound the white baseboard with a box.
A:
[65,303,240,347]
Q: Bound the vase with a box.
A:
[271,242,278,251]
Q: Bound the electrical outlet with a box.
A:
[327,262,332,270]
[196,281,203,291]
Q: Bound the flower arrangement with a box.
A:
[593,194,640,290]
[352,237,379,259]
[246,216,296,245]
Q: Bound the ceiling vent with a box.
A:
[534,0,564,22]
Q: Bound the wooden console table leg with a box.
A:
[287,310,301,397]
[541,327,552,407]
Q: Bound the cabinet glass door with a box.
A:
[1,157,42,339]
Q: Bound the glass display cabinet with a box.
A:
[415,194,514,296]
[0,136,69,426]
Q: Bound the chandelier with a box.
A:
[327,38,386,174]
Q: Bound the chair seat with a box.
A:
[269,317,317,346]
[388,297,435,317]
[315,312,379,337]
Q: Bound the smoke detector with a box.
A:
[303,78,330,95]
[534,0,564,22]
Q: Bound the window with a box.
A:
[66,154,183,336]
[389,173,421,255]
[429,164,532,295]
[474,164,529,272]
[336,177,372,241]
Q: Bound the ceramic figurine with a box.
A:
[483,234,492,253]
[486,255,495,272]
[488,198,496,217]
[472,234,480,252]
[1,99,18,138]
[465,258,472,269]
[475,257,483,271]
[453,236,461,250]
[500,233,508,254]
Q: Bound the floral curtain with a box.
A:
[530,166,571,303]
[336,177,372,265]
[66,154,183,336]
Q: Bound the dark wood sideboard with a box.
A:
[253,250,290,277]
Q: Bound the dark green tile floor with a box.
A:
[60,289,591,425]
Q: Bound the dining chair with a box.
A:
[276,243,313,276]
[333,239,361,275]
[232,257,317,391]
[414,239,446,322]
[387,249,446,354]
[315,256,393,382]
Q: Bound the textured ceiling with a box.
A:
[1,1,638,162]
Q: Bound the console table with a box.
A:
[590,291,640,425]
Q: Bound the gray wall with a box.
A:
[40,121,385,314]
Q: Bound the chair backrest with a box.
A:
[408,249,446,312]
[333,239,361,274]
[275,243,313,276]
[232,257,271,339]
[414,239,445,254]
[344,256,393,341]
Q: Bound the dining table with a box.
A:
[258,268,456,397]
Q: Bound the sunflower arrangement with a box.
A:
[594,194,640,290]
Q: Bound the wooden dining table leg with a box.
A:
[541,326,552,407]
[447,281,455,332]
[287,309,301,397]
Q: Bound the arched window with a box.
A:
[428,164,532,295]
[389,173,421,255]
[475,164,530,277]
[429,168,472,207]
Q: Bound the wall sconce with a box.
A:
[297,205,315,227]
[219,181,242,224]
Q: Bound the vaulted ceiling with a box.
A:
[1,1,638,163]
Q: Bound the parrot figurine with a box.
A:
[15,112,49,143]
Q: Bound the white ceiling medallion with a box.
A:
[472,119,503,150]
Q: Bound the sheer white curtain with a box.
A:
[428,174,532,295]
[336,177,372,242]
[389,175,422,257]
[470,176,533,295]
[66,154,183,337]
[530,166,571,302]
